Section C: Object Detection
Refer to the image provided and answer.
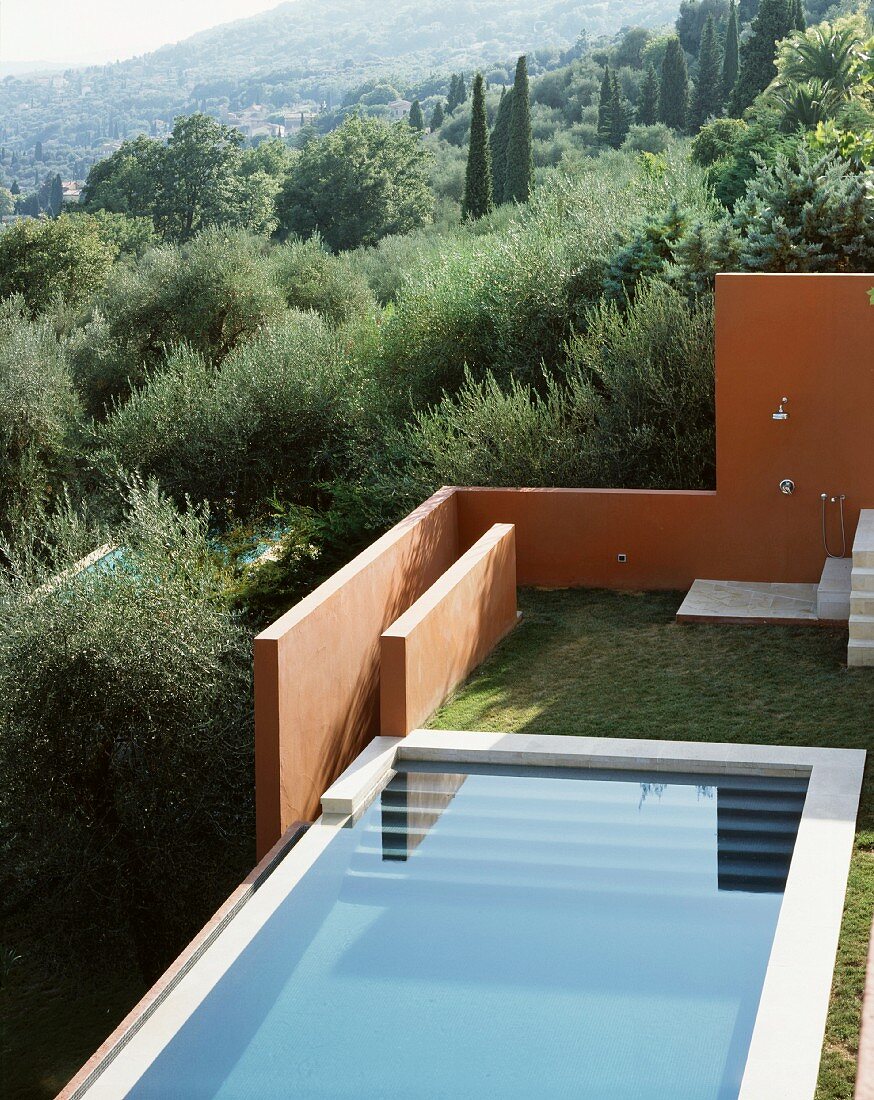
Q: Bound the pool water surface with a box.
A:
[126,762,806,1099]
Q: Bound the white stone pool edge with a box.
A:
[72,730,865,1100]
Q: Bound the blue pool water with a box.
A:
[129,763,806,1099]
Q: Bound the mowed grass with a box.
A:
[429,588,874,1100]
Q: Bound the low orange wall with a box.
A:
[380,523,518,737]
[254,487,459,856]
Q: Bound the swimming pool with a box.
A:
[77,742,833,1100]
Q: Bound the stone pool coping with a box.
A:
[66,730,865,1100]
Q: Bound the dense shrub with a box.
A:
[71,227,286,415]
[0,299,82,536]
[733,148,874,270]
[381,371,591,495]
[372,152,714,409]
[0,482,252,980]
[622,123,675,154]
[269,236,376,322]
[0,213,117,314]
[94,314,353,515]
[370,280,715,499]
[566,280,716,489]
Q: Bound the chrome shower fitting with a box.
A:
[821,493,847,558]
[772,398,789,421]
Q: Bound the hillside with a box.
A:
[0,0,677,194]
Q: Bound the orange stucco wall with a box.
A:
[254,487,459,855]
[255,273,873,854]
[456,274,874,588]
[380,523,518,737]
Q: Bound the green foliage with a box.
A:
[0,299,81,537]
[723,0,741,100]
[83,115,278,243]
[0,481,253,980]
[567,280,716,488]
[381,279,715,495]
[430,101,446,130]
[383,370,589,495]
[730,0,794,114]
[463,75,494,220]
[767,77,847,128]
[269,236,377,323]
[659,38,691,130]
[603,203,692,302]
[94,314,353,516]
[505,56,535,202]
[88,210,158,258]
[696,111,801,204]
[677,0,731,55]
[623,123,676,153]
[372,153,715,409]
[691,116,749,164]
[490,89,514,205]
[277,114,433,251]
[71,228,286,415]
[810,118,874,168]
[0,213,117,314]
[638,64,661,124]
[409,100,425,131]
[690,14,726,130]
[615,27,655,68]
[733,147,874,270]
[601,72,632,148]
[775,21,868,92]
[598,66,613,136]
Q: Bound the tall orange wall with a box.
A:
[254,487,459,856]
[380,523,518,737]
[457,274,874,588]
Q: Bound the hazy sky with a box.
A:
[1,0,281,66]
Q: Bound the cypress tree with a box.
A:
[462,73,493,220]
[637,63,659,125]
[504,56,534,204]
[598,65,612,137]
[49,174,64,218]
[729,0,792,114]
[408,100,425,131]
[430,101,445,130]
[791,0,806,30]
[689,14,724,131]
[606,73,631,148]
[458,73,468,104]
[659,37,690,131]
[722,0,740,103]
[490,86,513,204]
[447,74,460,112]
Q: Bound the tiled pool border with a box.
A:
[64,731,865,1100]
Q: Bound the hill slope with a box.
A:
[0,0,678,195]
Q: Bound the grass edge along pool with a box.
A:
[67,733,865,1100]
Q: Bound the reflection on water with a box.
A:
[128,762,807,1100]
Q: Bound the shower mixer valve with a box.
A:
[779,479,795,495]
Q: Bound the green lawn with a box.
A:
[429,588,874,1100]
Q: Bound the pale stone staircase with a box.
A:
[848,510,874,667]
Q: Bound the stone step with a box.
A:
[848,639,874,668]
[852,567,874,593]
[851,594,874,617]
[852,510,874,568]
[817,556,852,621]
[849,614,874,642]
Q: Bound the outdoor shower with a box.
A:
[821,493,848,558]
